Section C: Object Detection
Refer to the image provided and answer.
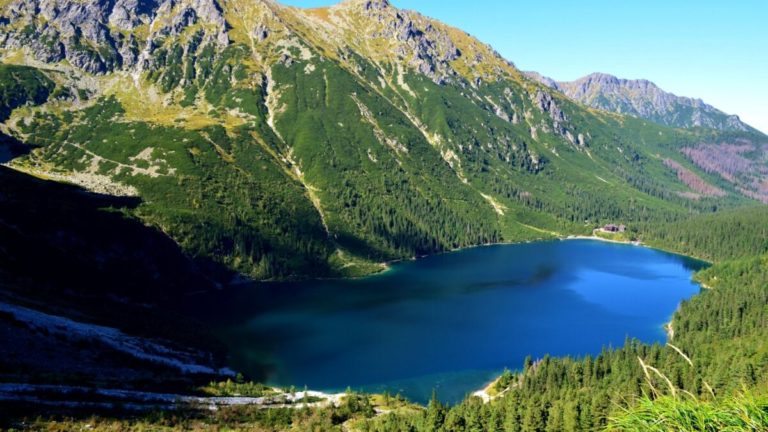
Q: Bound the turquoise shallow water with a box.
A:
[184,240,706,404]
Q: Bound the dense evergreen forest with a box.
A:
[350,211,768,431]
[638,206,768,261]
[5,208,766,431]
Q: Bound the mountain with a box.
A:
[527,71,768,203]
[526,71,756,133]
[0,0,766,284]
[1,0,768,429]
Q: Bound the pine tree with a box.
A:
[426,389,446,432]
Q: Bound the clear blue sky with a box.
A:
[280,0,768,133]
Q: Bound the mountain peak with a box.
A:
[526,71,755,133]
[577,73,659,91]
[336,0,391,10]
[580,72,621,84]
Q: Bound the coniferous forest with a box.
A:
[1,0,767,430]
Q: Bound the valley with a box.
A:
[1,0,765,283]
[0,0,767,430]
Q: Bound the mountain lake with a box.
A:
[183,239,706,404]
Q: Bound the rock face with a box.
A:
[525,71,559,90]
[0,0,229,74]
[526,71,754,133]
[335,0,462,85]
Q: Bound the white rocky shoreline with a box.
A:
[0,383,346,411]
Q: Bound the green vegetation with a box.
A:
[1,1,768,429]
[0,63,53,121]
[639,206,768,261]
[17,95,338,280]
[2,392,379,431]
[269,58,504,260]
[593,230,633,243]
[200,377,274,398]
[2,31,762,282]
[493,369,515,394]
[609,393,768,431]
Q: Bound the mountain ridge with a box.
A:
[526,70,757,133]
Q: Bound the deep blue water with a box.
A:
[185,240,706,404]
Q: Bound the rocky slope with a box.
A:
[0,0,765,283]
[527,71,755,132]
[0,165,232,391]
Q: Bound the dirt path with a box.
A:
[0,383,347,411]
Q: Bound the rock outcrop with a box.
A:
[0,0,229,74]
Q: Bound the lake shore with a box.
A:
[466,234,713,404]
[561,234,642,246]
[369,233,639,280]
[0,383,348,412]
[221,226,710,287]
[197,240,700,405]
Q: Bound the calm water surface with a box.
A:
[185,240,706,404]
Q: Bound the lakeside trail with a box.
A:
[562,233,642,246]
[0,383,347,411]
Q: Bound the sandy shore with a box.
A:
[471,375,513,404]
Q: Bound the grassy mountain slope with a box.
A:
[527,70,768,204]
[0,64,53,121]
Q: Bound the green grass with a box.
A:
[609,393,768,431]
[594,230,633,242]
